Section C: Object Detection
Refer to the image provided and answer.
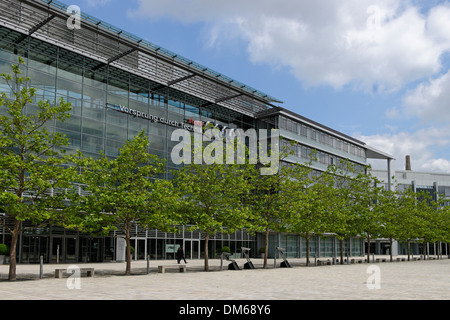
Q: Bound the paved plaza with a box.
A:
[0,256,449,300]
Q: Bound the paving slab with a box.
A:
[0,256,448,300]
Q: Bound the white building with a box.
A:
[370,155,450,256]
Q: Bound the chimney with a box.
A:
[405,155,411,171]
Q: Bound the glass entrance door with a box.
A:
[51,237,78,263]
[135,238,147,260]
[52,237,63,263]
[80,237,101,262]
[21,236,48,263]
[184,239,200,260]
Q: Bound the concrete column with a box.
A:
[387,158,392,191]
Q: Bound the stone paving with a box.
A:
[0,256,449,300]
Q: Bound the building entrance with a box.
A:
[21,236,48,263]
[135,238,147,260]
[184,239,200,260]
[80,237,101,262]
[50,236,77,263]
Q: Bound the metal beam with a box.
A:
[89,48,136,71]
[14,14,54,44]
[199,101,214,109]
[148,74,196,93]
[167,73,196,86]
[107,48,136,64]
[18,0,280,110]
[29,14,55,35]
[215,93,243,104]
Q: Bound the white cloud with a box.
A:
[402,70,450,123]
[129,0,450,173]
[357,127,450,173]
[130,0,450,92]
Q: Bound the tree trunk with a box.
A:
[389,237,393,262]
[407,240,411,261]
[423,241,427,260]
[339,239,344,265]
[263,228,269,269]
[204,233,209,271]
[437,242,441,260]
[125,223,131,275]
[8,219,20,281]
[306,235,310,266]
[366,233,370,263]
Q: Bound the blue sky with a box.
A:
[66,0,450,173]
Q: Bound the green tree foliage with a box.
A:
[346,168,383,263]
[284,161,327,266]
[394,188,431,260]
[375,187,399,262]
[0,57,73,280]
[173,131,253,271]
[71,130,180,275]
[245,139,298,268]
[247,164,293,268]
[322,160,362,264]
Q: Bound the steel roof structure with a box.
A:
[0,0,283,117]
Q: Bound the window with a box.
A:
[280,117,287,130]
[300,124,307,137]
[311,129,317,141]
[343,142,349,153]
[287,118,293,132]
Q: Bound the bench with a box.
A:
[317,260,331,266]
[158,265,186,273]
[376,258,387,263]
[55,267,94,278]
[351,259,364,264]
[396,258,406,262]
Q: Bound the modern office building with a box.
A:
[371,155,450,257]
[0,0,393,263]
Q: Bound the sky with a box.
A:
[66,0,450,173]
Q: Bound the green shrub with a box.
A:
[221,246,231,253]
[0,244,9,256]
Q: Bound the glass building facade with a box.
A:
[0,0,393,263]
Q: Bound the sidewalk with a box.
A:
[0,256,449,300]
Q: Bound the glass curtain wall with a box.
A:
[0,28,260,262]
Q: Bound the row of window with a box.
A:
[279,116,366,159]
[0,39,255,128]
[281,140,365,173]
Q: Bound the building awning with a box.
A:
[0,0,283,118]
[365,145,395,161]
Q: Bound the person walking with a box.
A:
[176,245,187,264]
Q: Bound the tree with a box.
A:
[348,167,383,263]
[173,141,252,271]
[71,130,179,275]
[245,139,297,268]
[0,57,73,281]
[247,163,294,268]
[440,205,450,256]
[322,160,362,264]
[393,188,430,260]
[376,187,400,262]
[283,159,329,266]
[417,191,441,259]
